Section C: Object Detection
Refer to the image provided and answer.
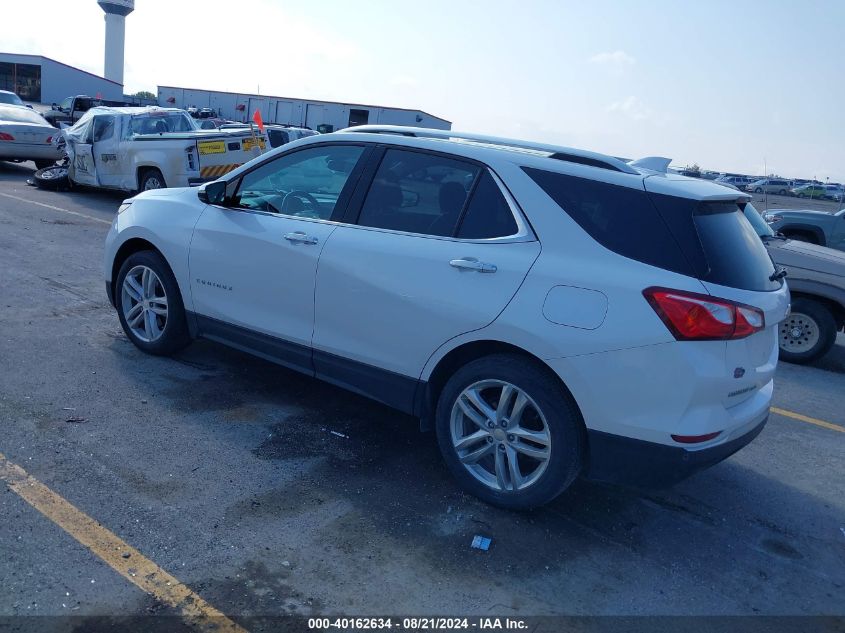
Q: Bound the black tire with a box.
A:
[778,298,837,364]
[797,193,806,198]
[755,187,763,193]
[33,165,70,190]
[138,168,166,193]
[778,189,787,196]
[115,250,191,356]
[435,354,584,509]
[34,159,56,170]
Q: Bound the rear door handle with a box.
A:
[284,231,318,245]
[450,258,497,273]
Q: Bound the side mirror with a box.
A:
[51,103,58,110]
[198,180,227,205]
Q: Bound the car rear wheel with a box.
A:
[797,193,806,198]
[778,298,837,364]
[115,250,191,356]
[138,168,166,192]
[755,187,763,193]
[778,189,787,195]
[435,354,584,509]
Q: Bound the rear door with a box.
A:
[312,147,540,411]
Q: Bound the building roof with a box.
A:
[0,52,122,87]
[157,85,450,124]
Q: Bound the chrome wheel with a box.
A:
[779,312,820,352]
[450,380,551,492]
[121,265,168,343]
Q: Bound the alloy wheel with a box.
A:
[121,265,168,343]
[450,380,551,492]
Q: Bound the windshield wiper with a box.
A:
[769,266,788,282]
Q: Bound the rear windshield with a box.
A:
[525,168,781,291]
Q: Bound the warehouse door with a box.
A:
[305,104,325,130]
[248,98,267,123]
[275,101,294,125]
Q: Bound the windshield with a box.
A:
[0,92,24,105]
[129,112,197,135]
[741,202,775,237]
[0,104,49,125]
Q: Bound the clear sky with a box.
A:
[6,0,844,181]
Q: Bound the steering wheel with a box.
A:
[281,190,320,215]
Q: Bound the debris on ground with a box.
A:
[65,417,86,424]
[471,535,492,551]
[329,430,349,439]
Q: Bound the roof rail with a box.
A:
[341,125,640,175]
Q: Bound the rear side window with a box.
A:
[357,149,479,237]
[524,167,693,276]
[457,171,519,239]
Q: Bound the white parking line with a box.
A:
[0,192,113,226]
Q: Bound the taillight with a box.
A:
[0,132,14,141]
[46,136,52,144]
[671,431,721,444]
[644,287,765,341]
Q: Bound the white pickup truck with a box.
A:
[43,106,268,192]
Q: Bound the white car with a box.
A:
[104,126,790,508]
[0,104,61,168]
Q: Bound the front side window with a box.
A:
[357,149,479,237]
[93,116,115,142]
[234,144,365,219]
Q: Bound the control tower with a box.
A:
[97,0,135,86]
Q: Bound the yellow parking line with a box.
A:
[0,192,112,225]
[0,452,247,633]
[771,407,845,433]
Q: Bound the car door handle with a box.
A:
[284,231,318,245]
[449,258,497,273]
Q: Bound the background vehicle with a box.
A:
[716,175,755,189]
[35,106,268,192]
[0,104,61,169]
[43,95,132,128]
[763,208,845,250]
[219,123,318,148]
[104,126,788,508]
[745,178,790,195]
[745,204,845,363]
[823,184,844,201]
[791,183,827,199]
[0,90,26,106]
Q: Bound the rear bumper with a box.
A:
[585,414,768,488]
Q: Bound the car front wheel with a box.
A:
[778,298,837,364]
[115,250,191,355]
[435,354,584,509]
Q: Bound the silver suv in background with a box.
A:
[745,178,790,195]
[745,204,845,363]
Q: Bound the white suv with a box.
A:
[104,126,790,509]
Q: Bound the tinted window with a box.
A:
[457,171,519,239]
[524,167,694,276]
[649,195,780,291]
[358,149,479,237]
[234,145,364,219]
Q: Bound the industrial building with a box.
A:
[157,86,452,132]
[0,52,123,105]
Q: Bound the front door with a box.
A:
[91,114,122,188]
[312,148,541,411]
[188,143,368,370]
